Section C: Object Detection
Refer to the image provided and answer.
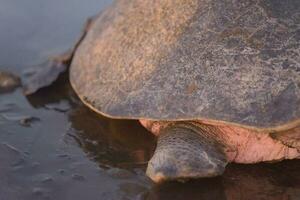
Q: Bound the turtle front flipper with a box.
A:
[22,17,95,95]
[146,123,228,183]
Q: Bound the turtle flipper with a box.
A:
[22,17,95,95]
[146,123,228,183]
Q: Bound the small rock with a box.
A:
[0,71,21,93]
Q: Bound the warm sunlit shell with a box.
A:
[70,0,300,131]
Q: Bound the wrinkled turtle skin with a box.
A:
[67,0,300,182]
[70,0,300,131]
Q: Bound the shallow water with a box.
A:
[0,0,300,199]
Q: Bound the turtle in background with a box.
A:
[24,0,300,183]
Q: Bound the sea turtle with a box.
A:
[27,0,300,183]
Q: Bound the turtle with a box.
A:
[25,0,300,183]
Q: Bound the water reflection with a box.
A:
[223,162,300,200]
[147,178,225,200]
[26,75,156,169]
[0,83,154,199]
[68,105,155,169]
[145,161,300,200]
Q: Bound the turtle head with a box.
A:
[146,123,228,183]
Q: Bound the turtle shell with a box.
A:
[70,0,300,131]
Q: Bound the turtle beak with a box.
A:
[146,123,228,183]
